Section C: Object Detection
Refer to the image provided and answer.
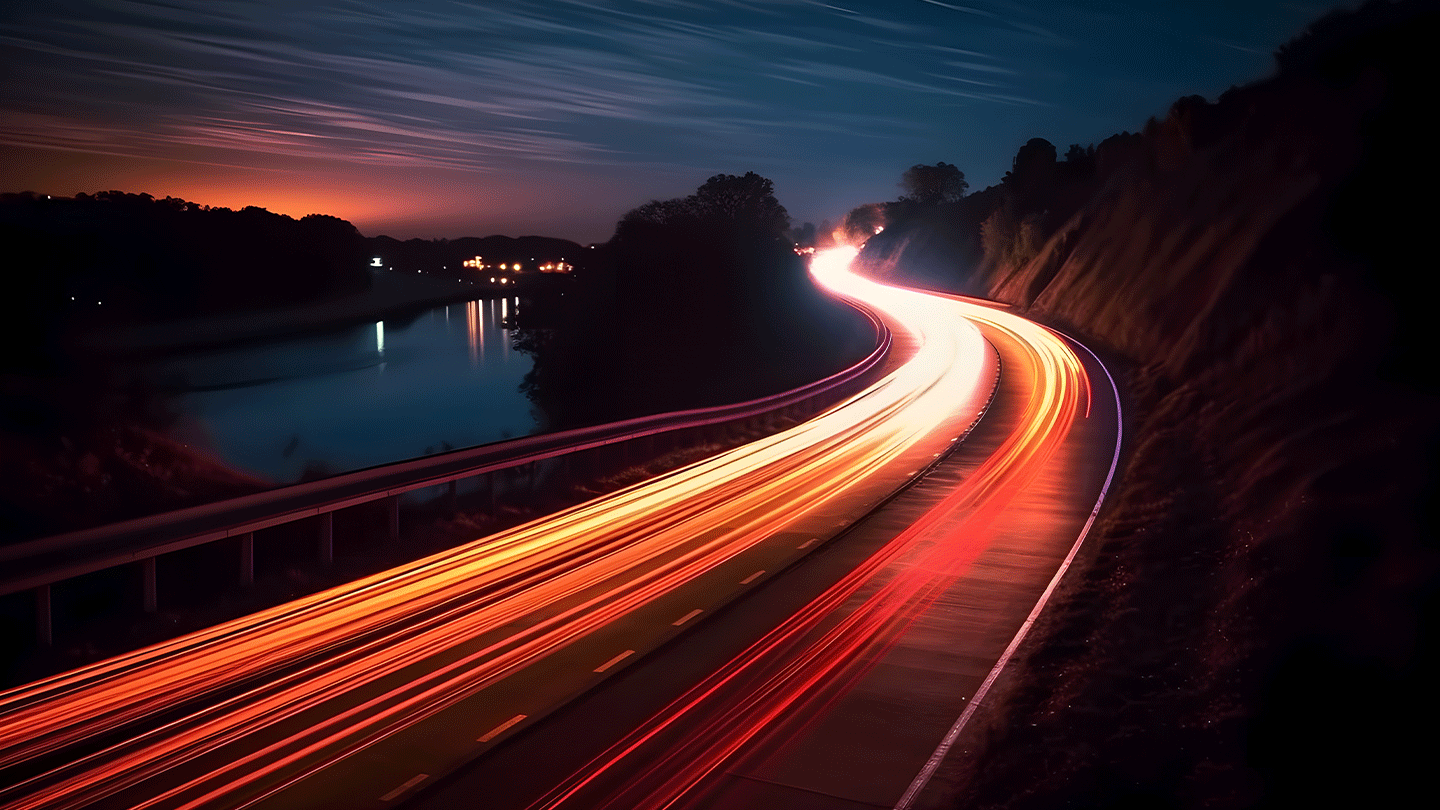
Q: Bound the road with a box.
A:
[413,254,1122,809]
[0,247,1119,810]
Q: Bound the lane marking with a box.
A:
[740,569,765,585]
[478,714,527,743]
[798,537,820,549]
[594,649,634,673]
[673,608,704,626]
[380,774,428,802]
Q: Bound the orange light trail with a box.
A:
[526,252,1091,810]
[0,247,1086,810]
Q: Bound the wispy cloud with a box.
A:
[2,0,1339,236]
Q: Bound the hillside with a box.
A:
[856,2,1437,806]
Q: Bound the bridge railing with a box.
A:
[1,307,892,645]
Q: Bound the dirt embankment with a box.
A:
[869,6,1438,808]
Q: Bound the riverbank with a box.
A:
[76,270,500,357]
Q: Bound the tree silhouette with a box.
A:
[840,203,886,244]
[691,171,790,235]
[515,171,865,428]
[1003,138,1057,190]
[899,162,968,205]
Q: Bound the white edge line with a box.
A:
[379,773,429,802]
[893,328,1124,810]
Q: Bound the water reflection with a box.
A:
[142,298,536,482]
[467,300,481,368]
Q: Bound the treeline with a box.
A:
[514,172,874,428]
[2,191,371,323]
[843,0,1434,308]
[1,191,371,359]
[814,133,1142,295]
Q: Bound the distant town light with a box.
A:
[371,257,383,267]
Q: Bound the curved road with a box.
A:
[0,248,1120,810]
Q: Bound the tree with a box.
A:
[691,172,790,235]
[899,162,968,205]
[1002,138,1057,191]
[839,203,886,244]
[614,197,697,240]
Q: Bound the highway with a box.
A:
[0,247,1117,809]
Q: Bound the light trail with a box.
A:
[524,251,1094,810]
[0,248,1001,810]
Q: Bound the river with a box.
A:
[138,297,538,483]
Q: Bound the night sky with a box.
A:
[2,0,1350,244]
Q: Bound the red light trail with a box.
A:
[0,247,1101,810]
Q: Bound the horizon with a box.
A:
[0,1,1353,245]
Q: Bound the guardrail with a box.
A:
[2,307,892,645]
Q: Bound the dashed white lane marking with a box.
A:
[673,608,704,626]
[798,537,820,549]
[594,649,635,673]
[380,774,428,802]
[478,714,527,743]
[740,570,765,585]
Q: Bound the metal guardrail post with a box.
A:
[318,512,333,566]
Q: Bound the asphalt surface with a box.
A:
[406,309,1121,810]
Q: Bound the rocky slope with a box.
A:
[859,2,1438,806]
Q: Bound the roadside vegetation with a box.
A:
[514,171,875,429]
